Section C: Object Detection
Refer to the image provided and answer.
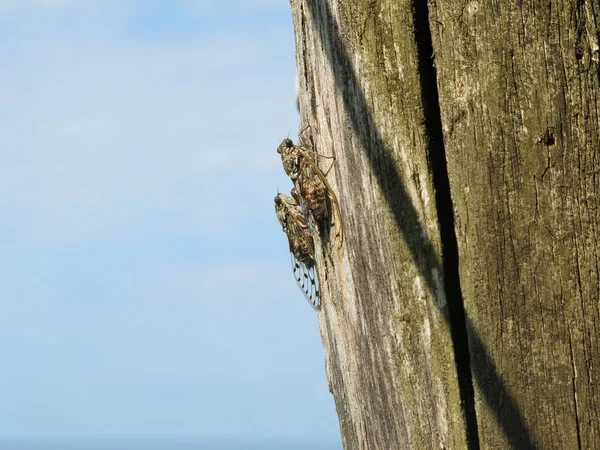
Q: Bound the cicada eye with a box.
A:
[284,138,293,148]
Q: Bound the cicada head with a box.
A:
[277,138,294,154]
[274,193,288,229]
[274,192,302,230]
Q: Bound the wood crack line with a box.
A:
[410,1,481,449]
[568,328,583,450]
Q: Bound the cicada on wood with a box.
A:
[274,193,320,310]
[276,128,343,246]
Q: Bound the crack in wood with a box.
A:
[568,328,583,450]
[411,0,481,448]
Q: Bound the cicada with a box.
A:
[277,131,343,245]
[274,193,320,310]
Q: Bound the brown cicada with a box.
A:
[274,192,320,310]
[276,129,343,245]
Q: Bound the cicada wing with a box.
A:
[301,156,343,247]
[290,253,320,310]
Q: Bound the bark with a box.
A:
[430,0,600,448]
[288,0,600,449]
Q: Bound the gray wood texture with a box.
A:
[288,0,600,448]
[430,0,600,448]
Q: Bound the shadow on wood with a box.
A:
[300,0,540,448]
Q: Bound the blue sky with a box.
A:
[0,0,341,443]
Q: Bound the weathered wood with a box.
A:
[290,0,469,448]
[289,0,600,448]
[430,0,600,448]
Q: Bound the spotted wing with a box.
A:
[290,252,320,310]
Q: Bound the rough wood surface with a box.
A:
[430,0,600,448]
[289,0,600,448]
[290,0,469,448]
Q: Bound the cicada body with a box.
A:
[274,193,320,310]
[277,133,343,246]
[276,138,302,183]
[297,156,329,221]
